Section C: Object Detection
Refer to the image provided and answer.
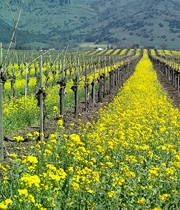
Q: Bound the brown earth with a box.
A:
[152,63,180,108]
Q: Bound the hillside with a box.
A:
[1,0,180,49]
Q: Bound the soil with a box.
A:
[152,62,180,108]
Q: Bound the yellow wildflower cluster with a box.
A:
[1,49,180,209]
[0,199,13,209]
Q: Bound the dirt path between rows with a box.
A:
[152,63,180,107]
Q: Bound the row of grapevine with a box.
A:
[0,47,140,133]
[148,49,180,93]
[0,44,142,160]
[153,49,180,69]
[2,48,135,100]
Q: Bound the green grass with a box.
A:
[1,0,180,49]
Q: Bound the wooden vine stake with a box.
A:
[59,59,65,118]
[75,58,79,116]
[39,55,44,140]
[0,42,3,161]
[107,56,110,94]
[71,58,79,116]
[25,63,28,98]
[59,59,61,81]
[20,62,23,80]
[177,72,180,93]
[98,75,103,103]
[92,66,96,108]
[91,56,93,73]
[11,64,15,97]
[109,68,113,93]
[45,64,49,87]
[85,63,89,112]
[52,63,56,86]
[103,56,106,97]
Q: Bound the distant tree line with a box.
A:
[9,0,71,5]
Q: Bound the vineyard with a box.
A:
[0,47,141,137]
[0,47,180,209]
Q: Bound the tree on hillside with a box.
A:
[59,0,70,6]
[160,43,168,50]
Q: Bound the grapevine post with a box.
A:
[40,55,44,140]
[0,42,3,161]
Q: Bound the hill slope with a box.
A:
[1,0,180,49]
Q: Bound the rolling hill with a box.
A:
[1,0,180,49]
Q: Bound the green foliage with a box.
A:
[1,0,180,48]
